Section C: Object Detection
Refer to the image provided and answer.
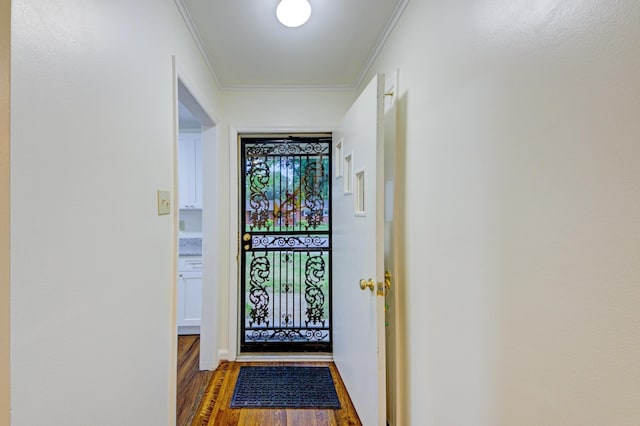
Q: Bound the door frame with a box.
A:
[227,126,335,360]
[171,57,222,412]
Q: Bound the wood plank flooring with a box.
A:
[192,361,361,425]
[177,335,214,426]
[178,335,361,425]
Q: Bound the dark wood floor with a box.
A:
[177,335,214,426]
[177,335,361,425]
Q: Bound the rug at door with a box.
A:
[230,366,341,409]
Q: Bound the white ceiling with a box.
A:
[176,0,408,90]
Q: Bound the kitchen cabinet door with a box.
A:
[177,270,202,329]
[178,134,202,209]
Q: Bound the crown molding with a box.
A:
[174,0,222,88]
[354,0,409,90]
[175,0,409,92]
[221,83,357,93]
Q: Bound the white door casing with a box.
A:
[383,70,400,426]
[332,74,386,426]
[174,59,220,372]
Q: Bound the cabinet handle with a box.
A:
[179,274,183,278]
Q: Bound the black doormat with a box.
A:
[230,366,341,409]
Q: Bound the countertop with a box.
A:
[179,236,202,256]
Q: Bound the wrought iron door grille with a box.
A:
[240,136,332,352]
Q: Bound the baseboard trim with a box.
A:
[177,325,200,335]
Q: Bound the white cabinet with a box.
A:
[178,133,202,209]
[177,257,202,334]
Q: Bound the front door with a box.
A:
[333,74,387,426]
[239,135,332,352]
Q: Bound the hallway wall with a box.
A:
[364,0,640,424]
[10,0,222,424]
[0,0,10,423]
[218,89,354,357]
[221,90,355,129]
[9,1,640,424]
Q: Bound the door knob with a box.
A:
[359,278,375,291]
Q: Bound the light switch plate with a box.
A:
[157,190,171,215]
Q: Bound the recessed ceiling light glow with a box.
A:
[276,0,312,28]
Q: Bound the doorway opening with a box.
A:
[239,134,332,353]
[175,75,219,364]
[173,68,220,423]
[177,99,204,337]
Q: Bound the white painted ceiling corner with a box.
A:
[174,0,409,91]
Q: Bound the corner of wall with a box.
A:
[217,349,230,361]
[0,0,11,423]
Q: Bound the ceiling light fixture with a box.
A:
[276,0,312,28]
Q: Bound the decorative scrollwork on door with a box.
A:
[248,255,270,326]
[247,158,270,230]
[304,255,326,326]
[246,141,327,156]
[241,136,332,352]
[303,160,326,230]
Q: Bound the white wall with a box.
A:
[365,0,640,425]
[218,89,353,357]
[10,1,640,425]
[222,90,355,129]
[0,0,10,423]
[10,1,221,424]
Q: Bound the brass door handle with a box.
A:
[360,278,375,291]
